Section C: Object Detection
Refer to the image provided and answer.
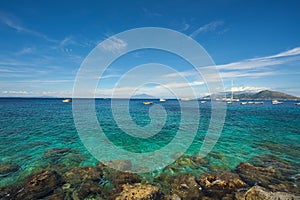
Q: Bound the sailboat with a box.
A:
[226,80,239,104]
[159,98,166,102]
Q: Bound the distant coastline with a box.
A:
[1,90,299,100]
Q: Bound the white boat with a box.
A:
[159,98,166,102]
[200,101,207,104]
[62,99,72,103]
[254,102,264,104]
[247,101,254,104]
[180,98,193,101]
[272,100,283,105]
[295,102,300,106]
[240,102,247,105]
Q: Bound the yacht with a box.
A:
[272,100,283,105]
[62,99,72,103]
[143,101,153,105]
[159,98,166,102]
[254,102,264,105]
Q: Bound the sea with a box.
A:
[0,98,300,188]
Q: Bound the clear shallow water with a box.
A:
[0,98,300,187]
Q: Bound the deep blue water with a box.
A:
[0,98,300,187]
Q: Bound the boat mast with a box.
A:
[231,80,233,101]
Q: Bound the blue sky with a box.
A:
[0,0,300,97]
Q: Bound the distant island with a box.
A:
[205,90,300,100]
[131,93,157,99]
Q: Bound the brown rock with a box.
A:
[197,172,247,198]
[115,183,162,200]
[16,170,62,200]
[164,193,181,200]
[97,162,141,191]
[236,162,282,188]
[243,186,298,200]
[75,180,102,199]
[0,185,21,200]
[268,183,300,195]
[171,174,203,200]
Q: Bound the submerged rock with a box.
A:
[115,183,162,200]
[163,155,208,175]
[242,186,298,200]
[235,162,282,188]
[248,154,296,177]
[43,148,72,165]
[97,161,141,191]
[44,148,71,158]
[0,162,19,176]
[197,172,247,198]
[170,174,203,200]
[103,160,132,171]
[15,170,62,200]
[62,166,102,186]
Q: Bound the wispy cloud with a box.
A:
[215,47,300,72]
[161,47,300,83]
[0,12,58,43]
[142,7,162,17]
[266,47,300,58]
[155,81,204,89]
[2,90,29,95]
[100,36,127,53]
[190,21,224,38]
[14,47,35,55]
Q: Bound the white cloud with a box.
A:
[231,86,268,93]
[100,37,127,53]
[267,47,300,58]
[190,21,224,38]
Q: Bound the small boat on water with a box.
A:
[240,102,247,105]
[62,99,72,103]
[272,100,283,105]
[200,101,207,104]
[295,102,300,106]
[159,98,166,102]
[143,101,153,105]
[254,102,264,105]
[180,97,193,101]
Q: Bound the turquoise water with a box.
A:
[0,98,300,187]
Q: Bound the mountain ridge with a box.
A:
[205,90,299,100]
